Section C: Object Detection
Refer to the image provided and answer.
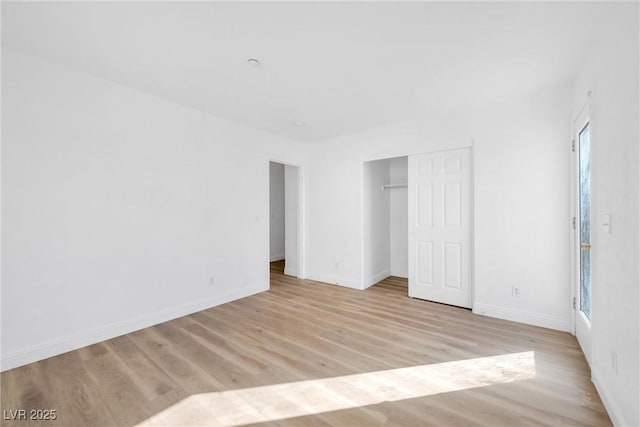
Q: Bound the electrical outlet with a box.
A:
[611,350,618,374]
[335,261,340,271]
[512,286,520,297]
[208,277,215,287]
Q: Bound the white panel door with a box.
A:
[408,148,472,308]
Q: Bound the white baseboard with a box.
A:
[473,302,570,332]
[363,269,391,289]
[592,365,632,427]
[0,284,268,372]
[305,271,362,290]
[284,267,298,277]
[270,254,285,262]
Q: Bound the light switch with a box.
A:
[603,213,611,234]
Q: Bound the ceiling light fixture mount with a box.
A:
[247,58,260,67]
[291,120,306,127]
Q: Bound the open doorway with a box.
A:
[362,156,408,288]
[269,161,302,278]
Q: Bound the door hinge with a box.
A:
[572,216,576,229]
[571,139,576,152]
[572,297,576,309]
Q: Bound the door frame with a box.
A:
[570,100,592,362]
[267,158,306,281]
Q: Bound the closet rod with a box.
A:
[381,183,408,190]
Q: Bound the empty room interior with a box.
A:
[1,1,639,426]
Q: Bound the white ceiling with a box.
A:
[2,2,611,142]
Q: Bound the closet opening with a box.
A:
[362,156,408,289]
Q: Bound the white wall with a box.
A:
[306,84,573,332]
[389,157,408,278]
[284,164,299,276]
[1,49,307,370]
[573,5,639,426]
[471,89,572,332]
[305,145,361,288]
[362,159,391,288]
[269,162,285,261]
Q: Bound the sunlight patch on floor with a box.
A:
[137,351,536,426]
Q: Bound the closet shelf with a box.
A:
[382,183,408,190]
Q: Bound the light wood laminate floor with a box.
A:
[1,261,611,426]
